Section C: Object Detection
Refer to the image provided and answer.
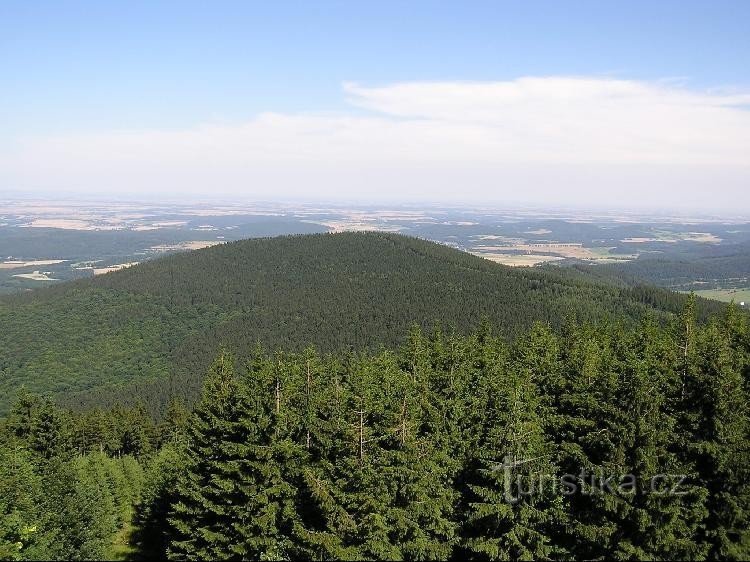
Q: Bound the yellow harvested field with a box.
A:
[23,219,93,229]
[13,271,58,281]
[472,252,564,266]
[621,237,674,243]
[181,209,283,217]
[473,235,525,243]
[340,210,429,221]
[684,232,722,243]
[474,243,595,259]
[472,243,636,262]
[0,260,66,269]
[93,262,139,275]
[182,240,224,250]
[319,221,404,233]
[149,240,224,252]
[151,221,188,227]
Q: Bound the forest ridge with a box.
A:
[0,232,714,415]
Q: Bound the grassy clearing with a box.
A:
[107,508,140,561]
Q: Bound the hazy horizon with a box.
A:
[2,1,749,213]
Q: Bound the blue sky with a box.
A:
[2,1,749,209]
[3,0,748,135]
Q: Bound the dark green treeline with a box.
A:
[2,299,749,560]
[1,232,722,416]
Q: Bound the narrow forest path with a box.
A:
[107,511,141,561]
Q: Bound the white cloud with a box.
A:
[2,77,749,210]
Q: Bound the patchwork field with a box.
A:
[13,271,58,281]
[472,252,564,266]
[0,259,67,269]
[148,240,225,252]
[471,241,636,264]
[691,287,750,305]
[92,262,140,275]
[1,198,749,290]
[621,231,722,244]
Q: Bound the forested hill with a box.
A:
[0,232,716,414]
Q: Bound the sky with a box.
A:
[1,0,749,211]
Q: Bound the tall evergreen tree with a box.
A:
[136,444,186,558]
[556,323,622,559]
[459,344,567,560]
[611,320,707,560]
[0,445,42,560]
[691,322,750,560]
[168,352,254,560]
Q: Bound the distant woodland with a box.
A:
[574,246,750,291]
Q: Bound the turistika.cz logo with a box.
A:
[488,455,688,504]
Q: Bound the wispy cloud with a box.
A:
[3,77,749,209]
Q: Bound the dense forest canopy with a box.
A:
[2,299,748,560]
[0,232,719,415]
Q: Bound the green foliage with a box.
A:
[459,341,566,560]
[0,232,702,415]
[589,246,750,291]
[688,320,750,560]
[0,445,42,561]
[136,444,186,558]
[155,305,750,560]
[0,397,145,561]
[1,295,749,561]
[167,352,303,560]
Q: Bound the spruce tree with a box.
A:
[170,350,305,560]
[0,444,43,560]
[381,349,457,560]
[612,320,707,560]
[556,323,622,559]
[460,343,567,560]
[292,354,361,560]
[136,444,186,557]
[168,352,255,560]
[160,397,190,446]
[691,322,750,560]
